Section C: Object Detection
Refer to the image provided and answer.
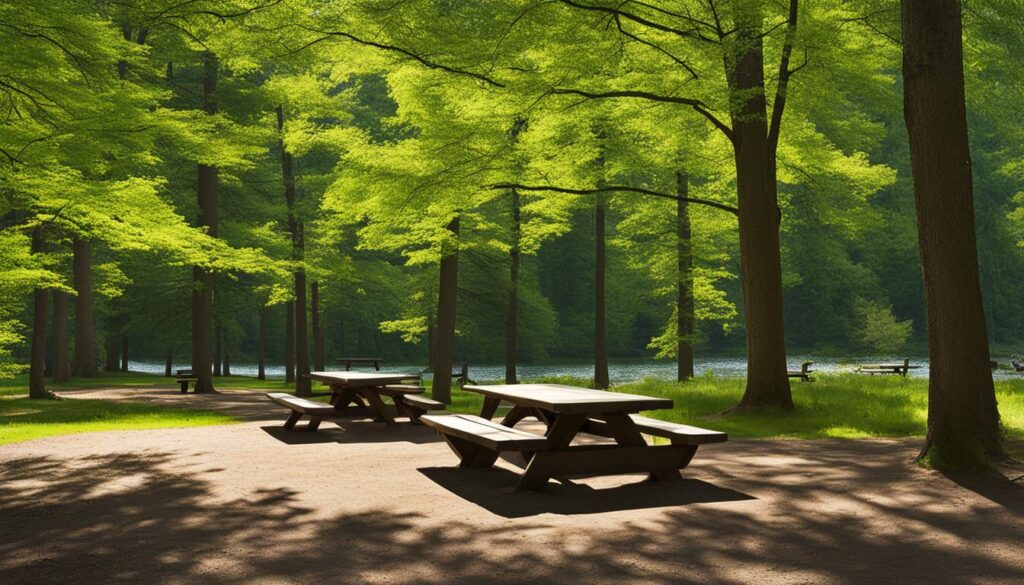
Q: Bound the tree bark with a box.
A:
[213,321,222,377]
[726,17,793,411]
[165,349,173,377]
[29,227,48,399]
[52,290,70,382]
[312,280,324,371]
[676,171,695,381]
[285,301,295,383]
[901,0,1002,467]
[433,216,460,404]
[258,308,266,380]
[505,188,521,384]
[191,51,219,394]
[295,265,311,395]
[104,318,119,372]
[120,334,128,372]
[223,347,231,376]
[71,238,95,377]
[594,195,609,389]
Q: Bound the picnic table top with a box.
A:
[858,363,921,369]
[463,383,673,415]
[334,357,383,362]
[309,371,419,387]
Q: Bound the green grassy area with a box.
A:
[3,371,1022,446]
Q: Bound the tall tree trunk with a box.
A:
[901,0,1002,467]
[312,280,324,371]
[434,216,460,404]
[104,318,119,372]
[295,265,311,395]
[223,347,231,376]
[165,349,173,377]
[676,171,695,381]
[285,301,295,383]
[726,19,793,411]
[120,334,128,372]
[29,227,48,399]
[505,188,521,384]
[427,319,436,372]
[191,51,218,394]
[258,308,266,380]
[213,321,222,376]
[594,195,609,389]
[52,290,70,382]
[71,238,95,377]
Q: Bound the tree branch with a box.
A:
[548,88,733,140]
[558,0,717,42]
[491,182,739,215]
[767,0,799,155]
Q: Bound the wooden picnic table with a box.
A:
[308,371,422,425]
[856,359,920,376]
[334,357,383,371]
[434,383,724,491]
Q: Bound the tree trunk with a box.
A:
[594,195,609,389]
[120,334,128,372]
[427,319,436,372]
[191,51,218,394]
[505,188,521,384]
[71,238,95,377]
[213,321,222,377]
[165,349,173,377]
[434,216,460,404]
[312,280,325,371]
[29,227,48,399]
[726,20,793,411]
[104,318,119,372]
[285,301,295,383]
[52,290,70,382]
[676,171,695,381]
[223,348,231,376]
[901,0,1002,467]
[258,308,266,380]
[295,266,311,395]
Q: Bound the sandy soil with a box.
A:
[1,387,1022,584]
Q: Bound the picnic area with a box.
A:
[4,0,1024,583]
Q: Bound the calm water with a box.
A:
[127,356,1024,383]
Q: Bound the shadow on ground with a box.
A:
[2,440,1023,584]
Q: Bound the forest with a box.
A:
[2,0,1022,466]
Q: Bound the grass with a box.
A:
[2,370,1023,446]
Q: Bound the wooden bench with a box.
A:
[421,414,549,467]
[787,361,814,382]
[335,357,383,371]
[400,394,446,422]
[858,358,913,376]
[586,415,728,445]
[176,369,198,393]
[266,392,342,431]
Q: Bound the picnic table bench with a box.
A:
[857,358,919,376]
[787,361,814,382]
[266,371,445,431]
[421,383,726,491]
[176,369,198,393]
[334,357,383,371]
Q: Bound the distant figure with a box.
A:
[1011,355,1024,372]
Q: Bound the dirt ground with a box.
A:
[1,387,1022,584]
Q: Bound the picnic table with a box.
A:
[307,371,427,425]
[421,383,727,491]
[856,359,920,376]
[334,357,383,371]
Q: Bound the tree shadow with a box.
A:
[1,438,1023,584]
[418,466,755,518]
[260,423,442,445]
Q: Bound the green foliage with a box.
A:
[854,299,913,355]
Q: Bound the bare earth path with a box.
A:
[1,388,1022,584]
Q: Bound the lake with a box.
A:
[126,355,1024,383]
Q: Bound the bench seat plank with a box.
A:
[401,394,446,410]
[586,415,727,445]
[421,414,549,451]
[266,392,339,416]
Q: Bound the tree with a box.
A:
[900,0,1002,468]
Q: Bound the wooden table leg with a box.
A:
[602,412,680,482]
[360,386,396,425]
[517,413,585,491]
[480,396,501,420]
